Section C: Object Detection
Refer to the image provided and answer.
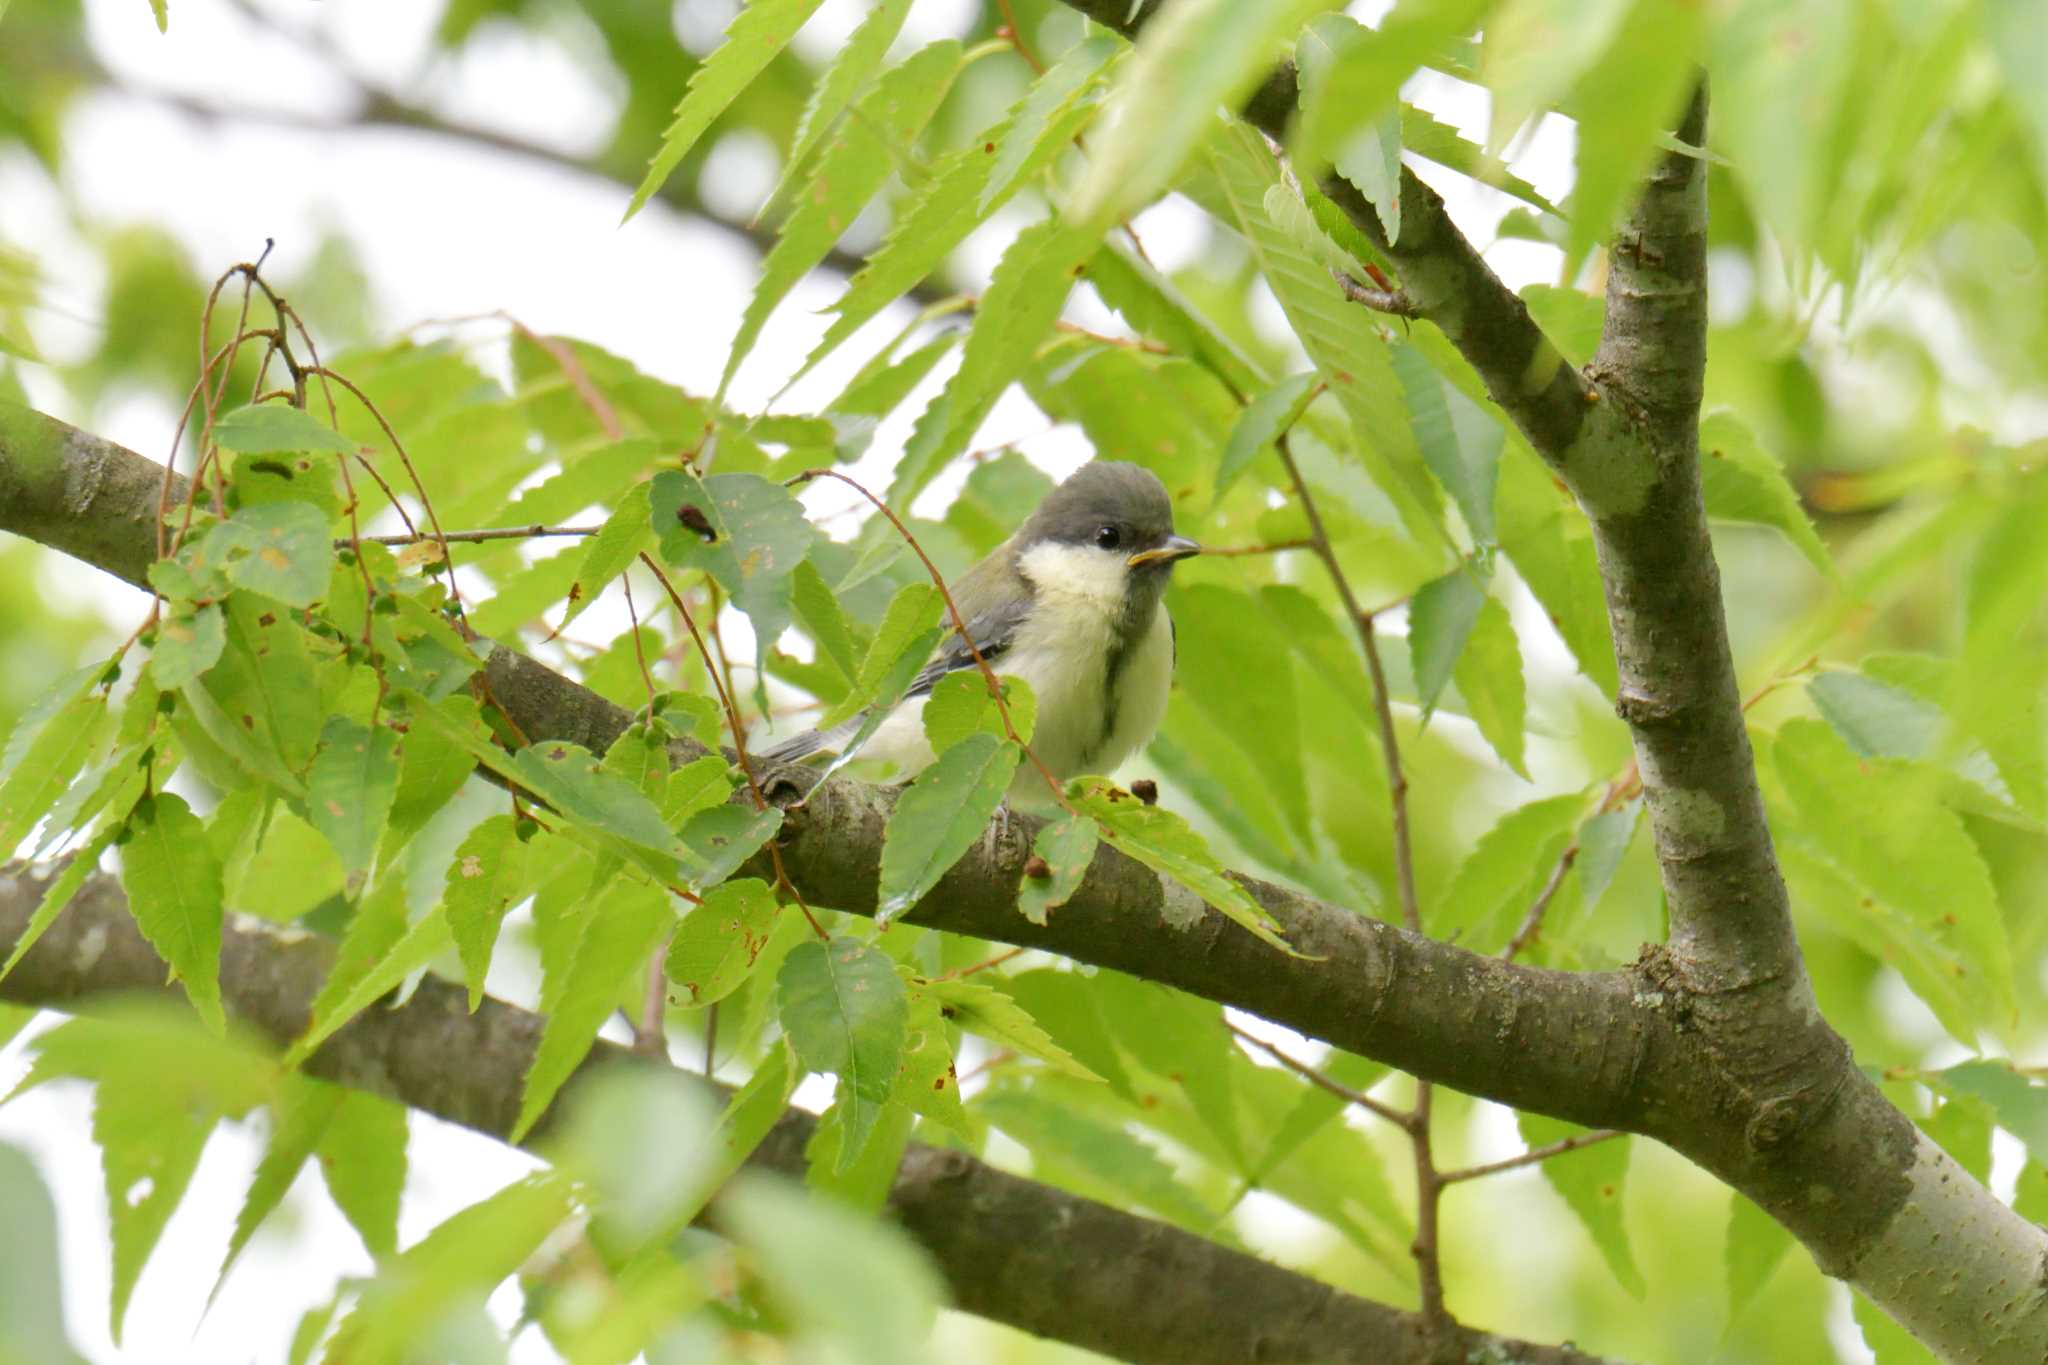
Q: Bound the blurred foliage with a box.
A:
[4,0,2048,1363]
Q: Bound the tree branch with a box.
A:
[0,862,1620,1365]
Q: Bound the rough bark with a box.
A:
[0,863,1618,1365]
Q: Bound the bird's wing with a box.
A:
[904,591,1033,699]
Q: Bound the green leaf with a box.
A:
[149,603,225,688]
[1016,813,1097,926]
[876,732,1018,925]
[791,558,861,690]
[1196,128,1443,547]
[777,938,908,1165]
[211,403,355,455]
[721,41,962,398]
[815,580,943,731]
[1452,595,1528,778]
[1390,339,1501,544]
[1563,0,1706,270]
[677,801,783,888]
[1519,1113,1643,1297]
[920,670,1036,754]
[383,694,483,853]
[285,883,452,1068]
[890,219,1092,504]
[514,875,673,1141]
[0,1144,80,1364]
[211,501,333,607]
[306,717,399,887]
[1066,0,1330,231]
[1497,445,1616,694]
[1436,793,1584,951]
[1071,780,1291,951]
[199,592,322,780]
[720,1173,944,1363]
[1294,0,1487,171]
[1172,583,1312,845]
[0,818,123,984]
[624,0,829,219]
[1401,103,1564,217]
[1216,371,1318,499]
[120,792,226,1034]
[808,1083,914,1192]
[1773,719,2015,1040]
[665,877,779,1007]
[1699,412,1832,577]
[443,814,534,1009]
[1296,16,1402,239]
[0,668,111,852]
[317,1089,409,1260]
[1725,1189,1795,1316]
[925,977,1101,1081]
[895,985,970,1139]
[1933,1061,2048,1164]
[976,1087,1215,1228]
[760,0,914,219]
[649,467,820,651]
[557,498,654,631]
[1576,798,1641,915]
[510,739,692,870]
[983,35,1119,212]
[216,1075,338,1303]
[1408,566,1487,717]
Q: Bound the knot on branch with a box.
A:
[1614,688,1686,728]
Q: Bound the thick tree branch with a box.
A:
[0,863,1619,1365]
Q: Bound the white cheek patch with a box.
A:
[1016,542,1129,610]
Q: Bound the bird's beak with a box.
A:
[1127,535,1202,569]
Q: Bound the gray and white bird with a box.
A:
[761,461,1200,797]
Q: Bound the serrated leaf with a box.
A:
[1520,1113,1642,1297]
[624,0,829,219]
[1071,781,1291,951]
[920,669,1036,754]
[318,1088,408,1260]
[983,35,1119,212]
[286,885,451,1068]
[97,1077,213,1342]
[1773,720,2015,1038]
[649,467,820,650]
[444,814,533,1009]
[557,499,654,631]
[777,937,907,1165]
[790,558,861,693]
[1436,793,1584,950]
[1390,339,1501,544]
[876,731,1017,924]
[1576,797,1641,914]
[1452,595,1527,777]
[510,739,690,867]
[1065,0,1329,230]
[514,876,672,1141]
[1725,1189,1794,1316]
[306,717,399,887]
[721,41,962,398]
[211,500,333,607]
[1196,129,1444,546]
[808,1081,915,1190]
[823,330,962,464]
[1497,445,1617,694]
[211,403,355,455]
[0,667,110,852]
[1699,412,1831,577]
[1086,245,1269,400]
[976,1087,1214,1228]
[925,977,1100,1081]
[1408,566,1487,717]
[121,792,226,1034]
[677,801,783,888]
[1295,0,1488,172]
[215,1075,339,1305]
[383,694,483,853]
[665,877,779,1007]
[1017,813,1097,926]
[896,985,970,1139]
[199,592,321,779]
[0,817,123,984]
[1173,583,1311,845]
[760,0,914,219]
[149,603,225,689]
[1401,103,1563,218]
[890,219,1092,505]
[1563,0,1705,271]
[1296,16,1402,239]
[1933,1061,2048,1163]
[815,580,943,731]
[1216,371,1318,498]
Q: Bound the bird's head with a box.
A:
[1017,462,1201,588]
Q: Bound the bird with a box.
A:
[760,461,1200,799]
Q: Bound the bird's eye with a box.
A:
[1094,525,1122,550]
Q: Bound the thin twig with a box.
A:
[1332,269,1422,318]
[632,947,671,1061]
[1222,1019,1411,1130]
[1502,844,1579,962]
[1201,539,1315,558]
[934,946,1027,982]
[1439,1128,1624,1184]
[342,523,603,548]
